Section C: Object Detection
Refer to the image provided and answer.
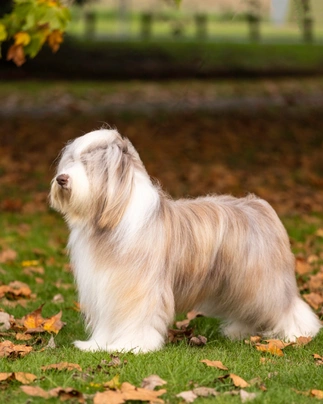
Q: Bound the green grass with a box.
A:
[1,210,323,403]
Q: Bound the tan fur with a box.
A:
[50,129,321,353]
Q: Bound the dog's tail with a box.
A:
[272,296,322,341]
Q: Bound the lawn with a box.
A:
[1,79,323,403]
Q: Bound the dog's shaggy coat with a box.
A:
[50,129,321,352]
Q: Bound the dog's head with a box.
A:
[50,129,144,229]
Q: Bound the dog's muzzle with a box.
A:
[56,174,70,189]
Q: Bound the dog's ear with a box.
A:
[98,141,134,229]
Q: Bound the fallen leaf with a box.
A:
[0,373,13,382]
[45,335,56,349]
[104,375,121,390]
[189,335,207,346]
[23,266,44,276]
[313,353,323,360]
[311,389,323,399]
[296,336,312,346]
[229,373,250,388]
[52,294,64,303]
[95,382,166,404]
[0,282,31,300]
[23,305,65,334]
[168,327,193,343]
[141,374,167,390]
[20,385,49,399]
[264,339,295,349]
[240,389,257,402]
[41,362,82,372]
[14,372,37,384]
[22,260,40,267]
[0,340,33,358]
[193,387,219,397]
[296,257,312,275]
[0,248,17,263]
[176,390,197,403]
[15,333,33,341]
[201,359,228,370]
[23,304,45,330]
[176,310,204,329]
[255,342,284,357]
[0,312,11,331]
[93,389,124,404]
[49,387,85,403]
[303,293,323,310]
[43,311,64,334]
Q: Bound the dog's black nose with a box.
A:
[56,174,69,187]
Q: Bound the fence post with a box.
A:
[247,14,261,42]
[195,14,207,40]
[141,12,153,39]
[84,11,96,39]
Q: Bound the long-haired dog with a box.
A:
[50,129,321,353]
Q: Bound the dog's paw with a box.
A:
[73,339,103,352]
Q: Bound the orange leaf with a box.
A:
[256,343,284,357]
[0,248,17,263]
[47,30,63,53]
[121,382,166,403]
[311,389,323,399]
[200,359,228,370]
[229,373,250,388]
[0,372,13,382]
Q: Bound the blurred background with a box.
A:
[1,0,323,219]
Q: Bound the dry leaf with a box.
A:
[255,343,284,357]
[15,333,33,341]
[201,359,228,370]
[21,385,49,399]
[49,387,85,403]
[41,362,82,372]
[45,335,56,349]
[23,305,65,334]
[229,373,250,388]
[193,387,219,397]
[190,335,207,346]
[14,372,37,384]
[93,390,124,404]
[296,336,312,346]
[0,282,31,300]
[176,310,204,329]
[104,375,121,390]
[0,372,12,382]
[0,248,17,263]
[23,266,44,276]
[296,257,312,275]
[121,382,166,403]
[313,353,323,360]
[0,340,33,358]
[0,312,11,331]
[6,44,26,66]
[176,390,197,403]
[240,389,257,402]
[303,293,323,310]
[43,311,64,334]
[141,374,167,390]
[264,339,295,349]
[95,382,166,404]
[52,294,64,303]
[311,389,323,399]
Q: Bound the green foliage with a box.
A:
[0,0,70,65]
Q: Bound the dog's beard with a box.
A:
[50,128,322,353]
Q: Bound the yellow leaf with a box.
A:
[43,311,65,334]
[23,305,45,330]
[22,260,39,267]
[256,342,284,357]
[47,30,63,53]
[14,32,31,46]
[104,375,121,390]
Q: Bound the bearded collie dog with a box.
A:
[50,129,321,353]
